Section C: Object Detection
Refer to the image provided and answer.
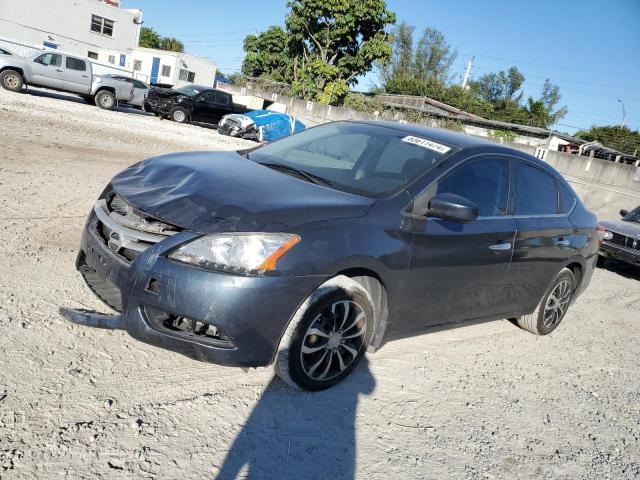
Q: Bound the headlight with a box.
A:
[603,230,613,240]
[168,233,300,274]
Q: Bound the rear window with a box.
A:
[247,122,453,198]
[516,163,558,215]
[66,57,86,71]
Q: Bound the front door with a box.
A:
[397,156,516,333]
[30,53,65,89]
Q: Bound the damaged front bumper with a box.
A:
[68,211,325,367]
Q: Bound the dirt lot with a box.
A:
[0,87,639,480]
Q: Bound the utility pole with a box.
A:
[461,56,474,89]
[618,98,626,129]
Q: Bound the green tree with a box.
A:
[381,25,455,90]
[576,126,640,156]
[285,0,396,102]
[160,37,184,53]
[380,22,415,85]
[139,26,161,49]
[471,66,525,103]
[413,27,457,83]
[241,26,292,82]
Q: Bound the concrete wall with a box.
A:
[216,82,640,221]
[543,150,639,220]
[0,0,141,67]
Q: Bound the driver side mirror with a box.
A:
[620,209,629,217]
[424,193,479,223]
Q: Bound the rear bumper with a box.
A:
[599,241,640,266]
[75,215,326,367]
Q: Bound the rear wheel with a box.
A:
[275,276,373,391]
[517,268,575,335]
[0,70,23,92]
[95,90,116,110]
[170,106,189,123]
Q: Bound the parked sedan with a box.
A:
[598,206,640,267]
[101,75,149,109]
[62,121,598,391]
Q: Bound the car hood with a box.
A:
[600,219,640,237]
[111,151,374,233]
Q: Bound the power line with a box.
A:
[452,62,640,94]
[460,53,640,79]
[170,28,260,37]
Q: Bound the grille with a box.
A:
[608,232,640,251]
[95,192,181,262]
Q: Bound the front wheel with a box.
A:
[95,90,116,110]
[516,267,575,335]
[275,276,374,391]
[0,70,24,92]
[170,106,189,123]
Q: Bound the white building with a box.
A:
[131,48,217,88]
[0,0,142,69]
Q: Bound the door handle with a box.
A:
[82,75,89,78]
[489,242,512,251]
[56,69,63,72]
[554,239,570,247]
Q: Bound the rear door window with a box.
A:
[215,91,231,105]
[436,158,510,216]
[66,57,87,71]
[557,180,577,214]
[516,163,559,215]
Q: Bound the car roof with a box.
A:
[352,120,496,149]
[347,120,566,178]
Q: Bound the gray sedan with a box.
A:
[102,75,149,109]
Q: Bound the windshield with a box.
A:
[175,85,205,97]
[623,207,640,223]
[247,122,454,198]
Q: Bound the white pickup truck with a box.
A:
[0,50,134,110]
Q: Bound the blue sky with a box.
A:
[123,0,640,134]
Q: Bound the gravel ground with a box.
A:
[0,87,639,480]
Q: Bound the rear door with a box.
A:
[30,53,65,89]
[399,156,516,331]
[62,56,91,93]
[502,161,575,313]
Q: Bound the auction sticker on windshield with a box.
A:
[401,136,451,154]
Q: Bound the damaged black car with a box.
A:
[63,121,598,391]
[144,85,248,125]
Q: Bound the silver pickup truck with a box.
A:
[0,50,134,110]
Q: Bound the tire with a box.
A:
[95,90,116,110]
[275,275,374,391]
[516,267,576,335]
[0,70,24,92]
[170,106,189,123]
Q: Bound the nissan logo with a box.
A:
[108,231,121,252]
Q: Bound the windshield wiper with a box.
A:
[259,163,334,187]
